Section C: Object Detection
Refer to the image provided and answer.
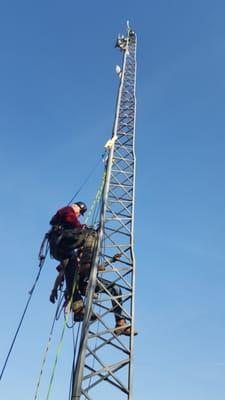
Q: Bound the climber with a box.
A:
[48,201,89,301]
[48,201,87,260]
[49,254,137,335]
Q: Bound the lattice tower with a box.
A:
[71,24,137,400]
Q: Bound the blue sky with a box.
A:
[0,0,225,399]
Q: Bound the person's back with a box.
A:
[48,202,88,261]
[50,202,87,229]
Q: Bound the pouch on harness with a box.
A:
[78,228,99,293]
[80,228,98,265]
[48,226,86,261]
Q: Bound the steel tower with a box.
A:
[71,24,137,400]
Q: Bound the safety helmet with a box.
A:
[74,201,87,215]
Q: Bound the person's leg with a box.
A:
[96,277,123,323]
[96,277,137,335]
[64,254,80,300]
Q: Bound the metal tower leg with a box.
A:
[71,24,137,400]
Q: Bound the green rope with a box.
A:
[33,293,64,400]
[85,171,106,225]
[45,269,79,400]
[45,321,67,400]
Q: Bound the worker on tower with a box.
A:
[49,253,137,335]
[48,201,89,300]
[48,201,99,316]
[50,201,87,230]
[48,201,87,258]
[48,203,137,335]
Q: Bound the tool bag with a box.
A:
[48,226,86,261]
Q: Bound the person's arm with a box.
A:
[49,270,64,304]
[49,207,65,225]
[50,212,59,225]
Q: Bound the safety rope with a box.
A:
[55,293,66,321]
[45,262,80,400]
[85,171,106,225]
[33,291,64,400]
[0,235,49,382]
[0,149,107,387]
[91,190,103,227]
[67,154,105,206]
[34,181,103,398]
[65,311,76,329]
[43,167,106,397]
[44,169,106,397]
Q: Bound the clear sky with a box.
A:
[0,0,225,399]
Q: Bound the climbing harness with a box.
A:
[48,226,86,261]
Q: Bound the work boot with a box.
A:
[114,318,138,336]
[73,307,98,322]
[98,264,105,272]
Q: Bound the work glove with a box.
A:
[49,289,58,304]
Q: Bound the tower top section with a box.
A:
[115,21,136,51]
